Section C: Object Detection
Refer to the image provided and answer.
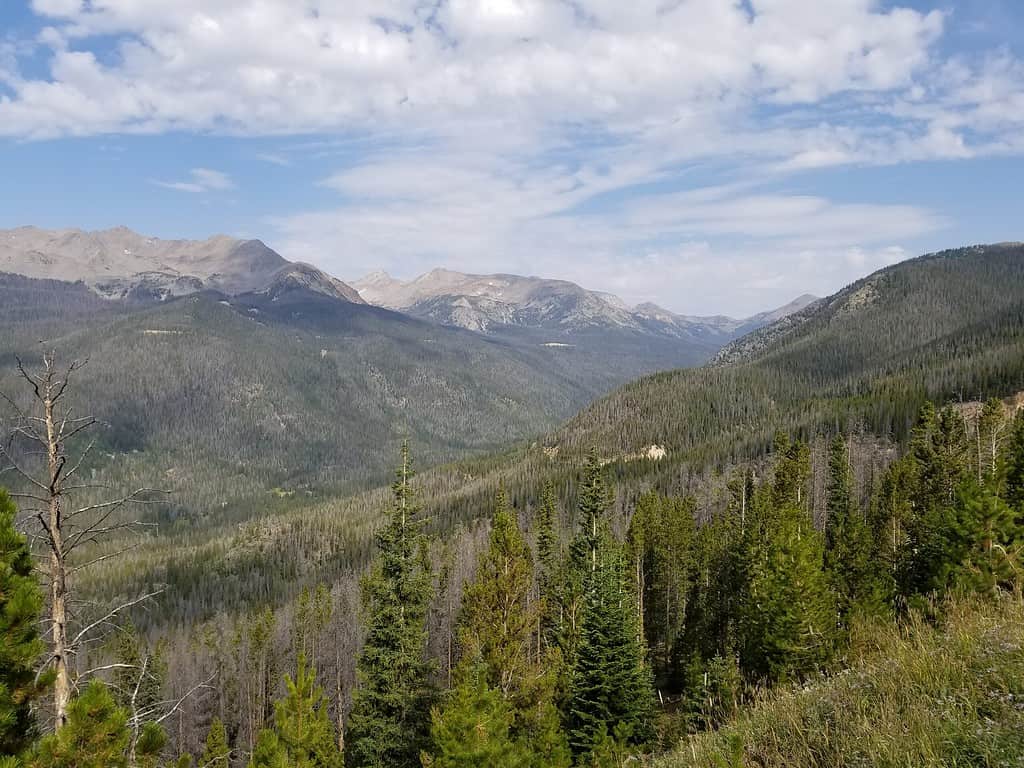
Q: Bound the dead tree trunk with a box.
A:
[1,351,165,730]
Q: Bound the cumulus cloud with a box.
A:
[3,1,1020,312]
[1,0,952,139]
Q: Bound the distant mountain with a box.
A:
[353,268,813,341]
[0,226,365,303]
[354,268,642,334]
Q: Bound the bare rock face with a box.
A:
[0,226,364,303]
[354,268,814,340]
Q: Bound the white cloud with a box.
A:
[273,148,945,315]
[1,1,953,140]
[154,167,233,193]
[3,1,1021,313]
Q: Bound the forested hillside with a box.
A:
[0,273,713,516]
[4,243,1024,768]
[554,243,1024,463]
[50,243,1024,633]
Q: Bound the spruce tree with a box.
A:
[199,718,230,768]
[568,544,653,757]
[824,435,853,554]
[0,490,47,759]
[346,443,435,768]
[29,681,130,768]
[251,655,341,768]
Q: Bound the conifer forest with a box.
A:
[2,244,1024,767]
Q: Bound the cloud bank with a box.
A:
[2,1,1022,313]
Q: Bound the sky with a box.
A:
[0,1,1022,316]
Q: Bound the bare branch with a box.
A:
[66,489,169,520]
[68,543,145,574]
[68,590,165,651]
[152,675,216,725]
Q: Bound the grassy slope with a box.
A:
[658,597,1024,768]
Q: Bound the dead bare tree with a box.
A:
[0,350,166,729]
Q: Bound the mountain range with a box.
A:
[352,267,817,341]
[0,225,365,303]
[0,225,811,513]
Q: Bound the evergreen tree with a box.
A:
[770,433,811,510]
[742,499,836,683]
[458,489,570,768]
[533,482,561,647]
[824,435,853,553]
[946,482,1021,596]
[29,681,130,768]
[346,443,435,768]
[568,543,653,757]
[902,405,971,597]
[0,490,47,759]
[421,661,527,768]
[824,436,883,619]
[572,450,612,578]
[199,718,230,768]
[627,492,695,683]
[460,488,536,698]
[251,655,341,768]
[1003,409,1024,514]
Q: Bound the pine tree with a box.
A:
[1003,408,1024,514]
[742,499,836,683]
[946,482,1021,596]
[460,488,536,698]
[421,661,527,768]
[199,718,230,768]
[902,405,971,597]
[770,433,811,510]
[29,681,130,768]
[458,489,570,768]
[627,492,695,683]
[0,490,47,759]
[346,443,435,768]
[251,655,341,768]
[824,436,883,619]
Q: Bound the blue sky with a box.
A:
[1,1,1022,316]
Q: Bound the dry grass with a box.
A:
[659,596,1024,767]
